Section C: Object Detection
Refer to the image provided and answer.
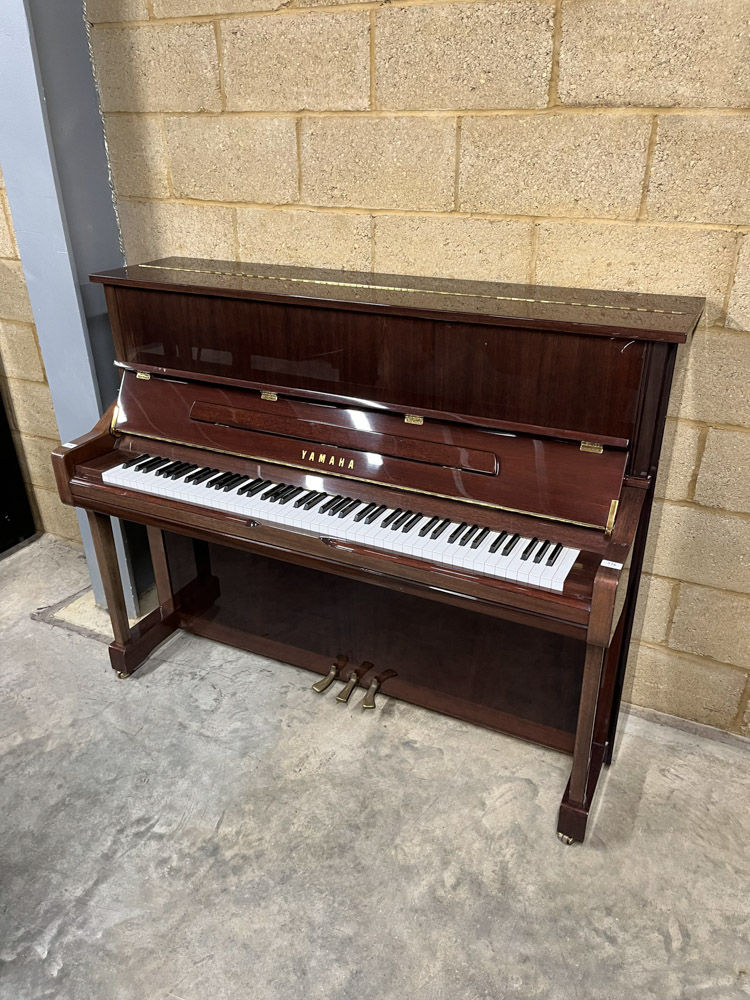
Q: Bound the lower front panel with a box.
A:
[164,532,586,752]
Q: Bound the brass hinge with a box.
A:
[135,371,151,380]
[109,404,121,437]
[261,390,278,402]
[580,440,603,454]
[404,413,424,426]
[604,499,619,537]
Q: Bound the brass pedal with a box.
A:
[311,655,348,693]
[336,661,374,703]
[361,669,398,710]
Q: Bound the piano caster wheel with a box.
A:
[116,671,129,680]
[557,832,574,845]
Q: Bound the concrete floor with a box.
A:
[1,536,749,1000]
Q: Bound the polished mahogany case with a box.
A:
[53,257,703,844]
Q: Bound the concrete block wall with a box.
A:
[0,167,81,542]
[84,0,750,735]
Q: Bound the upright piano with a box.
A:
[53,258,703,843]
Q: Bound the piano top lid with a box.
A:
[91,257,704,343]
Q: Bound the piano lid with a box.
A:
[92,257,704,343]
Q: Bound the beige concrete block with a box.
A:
[301,118,455,211]
[237,208,370,270]
[694,429,750,513]
[90,24,221,112]
[154,0,285,15]
[85,0,149,21]
[535,223,736,324]
[117,200,235,263]
[375,3,554,111]
[645,501,750,594]
[103,115,170,199]
[460,115,650,219]
[624,642,746,730]
[0,321,45,381]
[631,574,674,646]
[668,329,750,427]
[654,419,701,501]
[647,116,750,225]
[35,488,81,542]
[12,433,59,492]
[223,12,369,112]
[727,236,750,333]
[165,116,297,204]
[373,215,531,283]
[558,0,750,108]
[670,583,750,670]
[2,379,59,440]
[0,261,33,323]
[0,193,18,258]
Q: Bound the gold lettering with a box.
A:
[348,460,354,469]
[302,449,307,460]
[319,454,326,464]
[339,457,345,467]
[329,455,335,465]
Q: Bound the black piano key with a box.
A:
[471,527,490,550]
[136,456,167,473]
[431,518,451,539]
[294,490,317,508]
[193,467,220,485]
[338,499,361,518]
[458,524,480,547]
[222,474,248,492]
[170,463,197,480]
[402,513,423,533]
[184,466,211,484]
[533,540,552,564]
[121,453,147,469]
[327,496,351,515]
[271,485,297,503]
[278,486,303,505]
[319,495,343,513]
[237,478,268,496]
[381,508,403,528]
[448,522,468,544]
[521,537,539,561]
[262,483,287,500]
[489,531,508,554]
[208,472,233,489]
[353,502,376,523]
[303,492,328,510]
[419,516,439,537]
[546,542,563,567]
[502,533,520,556]
[391,510,413,530]
[155,460,184,478]
[364,504,387,524]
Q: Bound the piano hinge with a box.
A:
[604,499,619,537]
[135,371,151,380]
[109,404,121,437]
[404,413,424,426]
[580,440,604,454]
[261,390,278,402]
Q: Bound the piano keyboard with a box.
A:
[103,454,581,592]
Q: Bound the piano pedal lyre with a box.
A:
[311,655,348,694]
[335,661,374,704]
[360,669,398,710]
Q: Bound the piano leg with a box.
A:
[557,641,607,844]
[87,511,179,678]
